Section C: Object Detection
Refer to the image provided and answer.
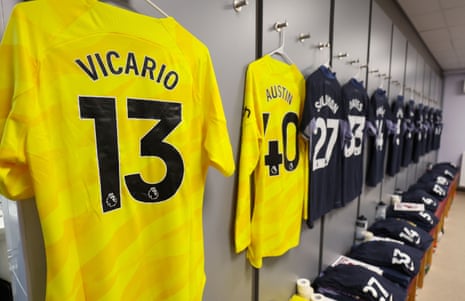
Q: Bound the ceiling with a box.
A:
[397,0,465,73]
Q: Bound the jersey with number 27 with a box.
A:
[301,65,345,223]
[0,1,235,300]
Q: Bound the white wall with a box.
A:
[437,73,465,166]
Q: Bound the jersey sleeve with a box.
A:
[235,64,260,253]
[0,8,36,200]
[339,84,349,147]
[298,77,309,220]
[365,93,377,136]
[339,119,352,148]
[300,77,316,140]
[384,102,397,136]
[198,49,235,177]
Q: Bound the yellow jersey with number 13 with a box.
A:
[0,0,235,300]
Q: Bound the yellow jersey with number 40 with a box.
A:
[0,1,235,300]
[235,55,307,268]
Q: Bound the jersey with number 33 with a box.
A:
[0,1,235,300]
[341,78,368,205]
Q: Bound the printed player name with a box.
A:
[75,50,179,90]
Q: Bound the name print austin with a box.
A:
[75,50,180,90]
[265,85,293,104]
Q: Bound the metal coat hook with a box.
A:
[274,21,288,32]
[144,0,169,17]
[317,42,331,50]
[349,59,360,65]
[267,20,294,65]
[233,0,248,12]
[359,64,369,69]
[298,33,311,43]
[369,69,379,73]
[335,52,349,59]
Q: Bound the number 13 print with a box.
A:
[79,96,184,213]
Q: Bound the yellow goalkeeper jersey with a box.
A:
[235,55,307,268]
[0,0,235,300]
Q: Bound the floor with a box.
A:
[415,190,465,301]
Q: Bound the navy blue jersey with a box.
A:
[418,171,450,187]
[426,107,435,153]
[368,218,433,251]
[312,264,407,301]
[420,105,430,156]
[386,95,404,176]
[301,65,347,223]
[412,103,424,163]
[348,240,424,278]
[386,205,438,232]
[401,189,439,212]
[341,78,368,205]
[401,99,415,167]
[431,162,458,179]
[408,181,448,200]
[366,89,395,187]
[433,109,443,150]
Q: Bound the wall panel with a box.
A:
[393,30,410,192]
[259,1,330,300]
[360,1,392,225]
[438,73,465,165]
[428,72,439,164]
[404,44,419,188]
[383,25,407,201]
[141,1,258,300]
[411,56,425,181]
[419,64,432,175]
[262,0,332,76]
[332,0,370,85]
[319,0,371,271]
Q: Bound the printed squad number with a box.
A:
[344,115,365,158]
[312,117,339,171]
[79,96,184,213]
[395,114,402,146]
[419,211,434,224]
[362,277,392,301]
[399,227,420,245]
[375,119,385,151]
[392,248,414,272]
[263,112,299,176]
